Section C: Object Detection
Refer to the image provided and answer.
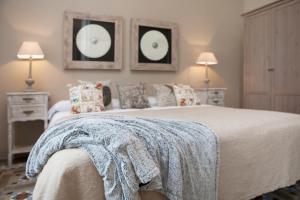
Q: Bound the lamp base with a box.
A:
[25,78,35,92]
[204,79,210,90]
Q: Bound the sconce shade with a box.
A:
[196,52,218,65]
[17,41,44,60]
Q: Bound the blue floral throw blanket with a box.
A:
[26,114,219,200]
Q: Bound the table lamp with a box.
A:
[17,41,44,91]
[196,52,218,89]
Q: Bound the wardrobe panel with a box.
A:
[273,96,300,114]
[246,95,272,110]
[244,11,273,109]
[273,1,300,113]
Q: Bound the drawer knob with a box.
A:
[23,110,34,115]
[213,100,219,104]
[214,91,219,95]
[22,97,34,102]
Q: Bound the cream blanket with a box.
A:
[33,106,300,200]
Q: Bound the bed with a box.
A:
[30,105,300,200]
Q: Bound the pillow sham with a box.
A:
[117,83,150,109]
[173,84,201,106]
[153,84,177,107]
[69,81,105,114]
[109,97,156,110]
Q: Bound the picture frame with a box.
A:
[64,11,123,70]
[130,18,179,71]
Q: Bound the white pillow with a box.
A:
[48,96,158,120]
[111,98,121,110]
[48,100,71,120]
[148,96,158,107]
[49,98,123,120]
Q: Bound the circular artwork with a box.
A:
[76,24,111,58]
[140,30,169,61]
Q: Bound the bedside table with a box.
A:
[195,88,226,106]
[7,92,49,167]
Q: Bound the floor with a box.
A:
[0,161,299,200]
[254,183,300,200]
[0,164,33,200]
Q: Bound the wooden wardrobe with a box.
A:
[243,0,300,114]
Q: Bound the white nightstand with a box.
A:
[7,92,49,167]
[195,88,226,106]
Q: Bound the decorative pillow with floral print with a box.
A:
[69,81,105,114]
[117,83,150,109]
[173,84,201,106]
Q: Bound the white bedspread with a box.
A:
[33,106,300,200]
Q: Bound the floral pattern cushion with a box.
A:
[153,84,177,107]
[173,84,201,106]
[117,83,150,109]
[69,81,105,114]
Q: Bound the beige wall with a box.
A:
[243,0,279,13]
[0,0,243,159]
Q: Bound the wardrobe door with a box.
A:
[244,11,273,110]
[273,1,300,114]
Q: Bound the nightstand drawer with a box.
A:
[10,94,47,105]
[207,90,224,99]
[207,98,224,106]
[10,105,46,120]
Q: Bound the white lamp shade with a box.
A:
[196,52,218,65]
[17,41,44,59]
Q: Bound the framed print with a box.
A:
[64,11,123,69]
[130,18,178,71]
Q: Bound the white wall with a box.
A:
[243,0,278,13]
[0,0,243,160]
